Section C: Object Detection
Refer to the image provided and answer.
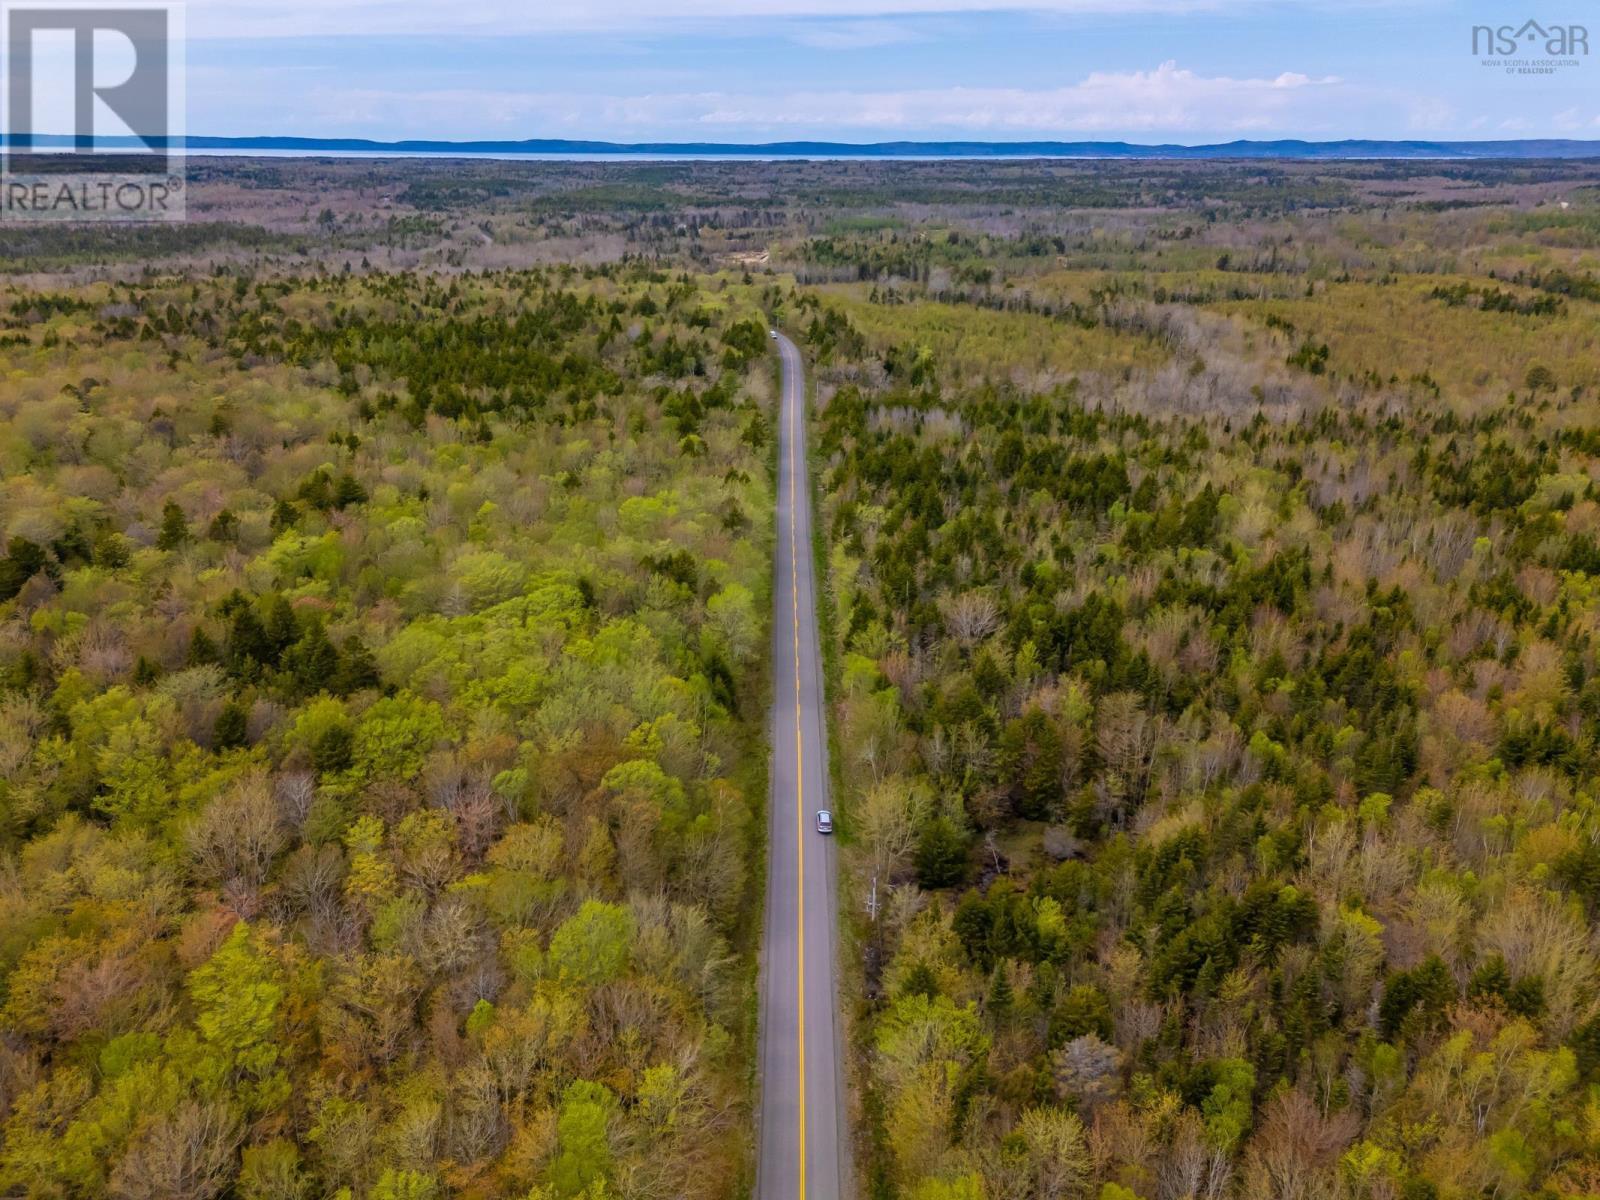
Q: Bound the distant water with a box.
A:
[187,149,1054,162]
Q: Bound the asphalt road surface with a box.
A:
[757,333,849,1200]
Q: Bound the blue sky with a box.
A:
[179,1,1600,142]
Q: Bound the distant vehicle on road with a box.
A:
[816,809,833,834]
[770,329,778,338]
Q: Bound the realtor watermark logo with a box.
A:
[1,1,185,222]
[1472,18,1588,74]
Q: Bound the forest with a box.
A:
[793,165,1600,1200]
[4,153,1600,1200]
[0,255,777,1198]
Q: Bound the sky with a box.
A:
[167,0,1600,142]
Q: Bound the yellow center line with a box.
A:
[787,337,808,1200]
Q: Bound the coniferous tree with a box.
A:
[214,699,249,750]
[157,501,190,550]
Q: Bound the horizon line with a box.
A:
[5,134,1600,161]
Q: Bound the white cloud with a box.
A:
[693,64,1342,133]
[268,61,1344,140]
[1551,107,1600,131]
[1406,97,1455,131]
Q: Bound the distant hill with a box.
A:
[7,135,1600,159]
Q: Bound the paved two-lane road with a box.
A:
[758,333,849,1200]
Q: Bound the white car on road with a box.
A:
[816,809,833,834]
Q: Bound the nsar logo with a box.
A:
[1472,19,1588,74]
